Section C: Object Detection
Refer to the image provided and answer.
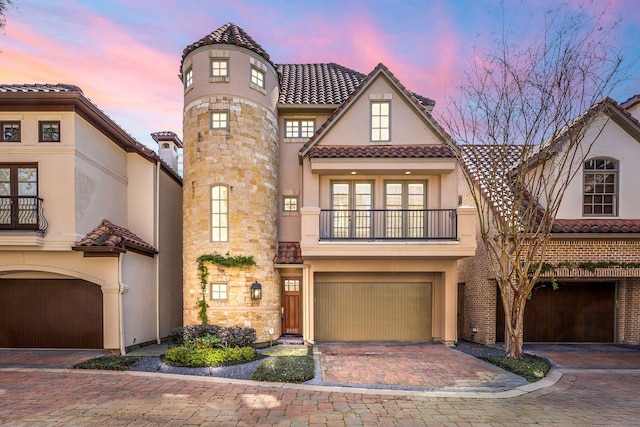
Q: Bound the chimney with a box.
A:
[151,131,183,172]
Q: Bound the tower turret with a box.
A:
[181,23,280,342]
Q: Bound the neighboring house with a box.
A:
[181,23,476,345]
[0,84,183,353]
[458,97,640,345]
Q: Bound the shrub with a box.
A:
[165,345,256,367]
[252,355,315,383]
[195,333,221,349]
[168,325,256,348]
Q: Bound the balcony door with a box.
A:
[0,164,38,229]
[385,182,426,238]
[331,181,372,238]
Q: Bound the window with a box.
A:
[1,122,20,142]
[284,279,300,292]
[284,120,314,138]
[331,181,373,238]
[39,121,60,142]
[210,111,229,130]
[283,196,298,212]
[211,185,228,241]
[385,182,426,237]
[370,101,390,142]
[250,67,265,88]
[210,283,228,300]
[184,67,193,89]
[584,158,618,216]
[211,59,228,77]
[0,163,39,229]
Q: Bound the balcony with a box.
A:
[300,206,477,259]
[319,209,457,241]
[0,196,48,233]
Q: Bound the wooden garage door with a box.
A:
[0,279,103,348]
[496,282,615,342]
[314,282,432,341]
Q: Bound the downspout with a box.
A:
[118,253,126,355]
[155,160,161,344]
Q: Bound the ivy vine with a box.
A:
[195,253,257,325]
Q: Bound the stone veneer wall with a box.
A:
[182,95,280,343]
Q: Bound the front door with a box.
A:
[282,278,302,334]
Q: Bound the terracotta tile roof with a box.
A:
[182,23,273,69]
[277,63,364,105]
[552,219,640,233]
[73,219,158,257]
[277,63,435,107]
[0,83,83,93]
[308,144,453,159]
[273,242,303,264]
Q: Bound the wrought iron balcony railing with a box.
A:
[0,196,48,232]
[319,208,457,241]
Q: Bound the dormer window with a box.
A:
[583,158,618,216]
[250,67,265,89]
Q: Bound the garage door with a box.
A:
[314,282,432,341]
[496,282,615,342]
[0,279,103,348]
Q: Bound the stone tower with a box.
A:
[181,23,280,342]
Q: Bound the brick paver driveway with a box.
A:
[1,368,639,425]
[1,344,639,425]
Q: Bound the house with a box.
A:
[458,97,640,345]
[0,84,183,353]
[180,23,476,345]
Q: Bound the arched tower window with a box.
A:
[583,158,618,216]
[211,185,229,241]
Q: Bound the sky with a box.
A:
[1,0,640,149]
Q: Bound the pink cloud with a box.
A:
[0,4,182,146]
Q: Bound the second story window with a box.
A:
[370,101,390,142]
[184,67,193,89]
[0,163,41,230]
[210,111,229,130]
[285,120,314,139]
[1,122,20,142]
[211,185,228,242]
[283,196,299,212]
[250,67,265,89]
[211,59,228,77]
[39,121,60,142]
[584,158,618,216]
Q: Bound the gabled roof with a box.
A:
[182,23,273,69]
[72,219,158,257]
[0,84,182,184]
[308,144,453,159]
[299,63,445,158]
[459,97,640,235]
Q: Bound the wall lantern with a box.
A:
[250,281,262,300]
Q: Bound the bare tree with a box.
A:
[0,0,13,29]
[441,2,626,358]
